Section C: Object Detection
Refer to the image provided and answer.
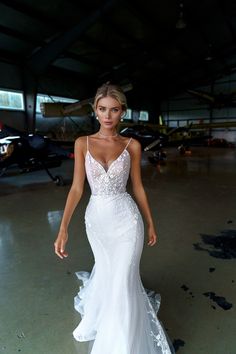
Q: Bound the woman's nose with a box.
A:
[105,110,111,119]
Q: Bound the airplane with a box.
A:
[0,123,74,185]
[40,83,133,117]
[187,89,236,109]
[120,123,211,163]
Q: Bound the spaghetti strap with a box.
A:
[86,135,89,151]
[125,137,132,149]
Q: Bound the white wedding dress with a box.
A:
[73,136,174,354]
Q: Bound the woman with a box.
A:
[54,83,173,354]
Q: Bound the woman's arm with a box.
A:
[129,139,157,246]
[54,137,86,259]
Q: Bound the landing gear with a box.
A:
[178,144,192,155]
[53,174,65,186]
[148,149,167,165]
[0,167,7,177]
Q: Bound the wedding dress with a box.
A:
[73,136,174,354]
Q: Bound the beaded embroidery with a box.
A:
[85,137,131,196]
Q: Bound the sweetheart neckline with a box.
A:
[86,149,130,174]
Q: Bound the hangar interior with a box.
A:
[0,1,236,354]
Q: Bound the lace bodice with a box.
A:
[85,136,132,196]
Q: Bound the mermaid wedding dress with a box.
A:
[73,136,174,354]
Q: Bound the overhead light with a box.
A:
[112,62,126,70]
[176,3,186,29]
[121,83,133,92]
[205,55,213,61]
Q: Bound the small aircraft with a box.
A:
[187,89,236,109]
[120,124,211,163]
[0,123,74,185]
[40,83,133,117]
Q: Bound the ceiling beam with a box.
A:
[0,49,23,64]
[0,24,42,45]
[62,50,108,71]
[126,0,167,44]
[217,0,236,47]
[0,0,124,73]
[27,0,121,76]
[0,0,64,29]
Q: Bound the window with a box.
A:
[123,108,132,120]
[169,121,178,128]
[139,110,149,121]
[0,89,24,110]
[36,94,78,113]
[179,120,187,127]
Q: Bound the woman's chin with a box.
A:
[102,123,114,128]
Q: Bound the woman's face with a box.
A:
[95,96,123,129]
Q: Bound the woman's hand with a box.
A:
[54,229,69,259]
[147,225,157,246]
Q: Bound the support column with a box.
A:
[209,81,215,138]
[22,67,38,133]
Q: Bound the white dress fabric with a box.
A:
[73,136,174,354]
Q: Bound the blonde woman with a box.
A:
[54,83,173,354]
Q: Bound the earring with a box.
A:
[96,116,99,120]
[120,113,125,122]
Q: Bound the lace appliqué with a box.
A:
[85,149,130,196]
[142,286,172,354]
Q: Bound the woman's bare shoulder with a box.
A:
[119,135,139,147]
[128,137,141,152]
[74,136,88,153]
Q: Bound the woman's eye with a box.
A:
[112,108,119,112]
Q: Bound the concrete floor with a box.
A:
[0,147,235,354]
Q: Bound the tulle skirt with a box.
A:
[73,192,174,354]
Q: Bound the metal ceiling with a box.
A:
[1,0,236,105]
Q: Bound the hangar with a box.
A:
[0,1,235,353]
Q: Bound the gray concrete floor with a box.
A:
[0,147,235,354]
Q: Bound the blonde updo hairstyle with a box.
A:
[93,83,128,114]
